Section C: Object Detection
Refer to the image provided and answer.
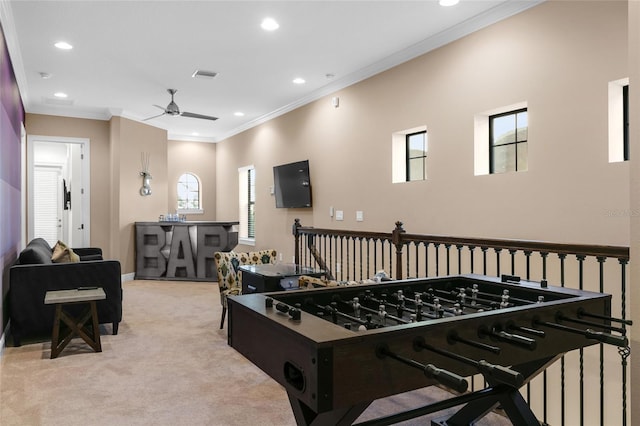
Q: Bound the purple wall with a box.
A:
[0,21,25,340]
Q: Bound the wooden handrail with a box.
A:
[293,219,630,279]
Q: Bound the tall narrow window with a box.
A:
[489,108,528,174]
[623,84,629,161]
[247,167,255,239]
[406,131,427,181]
[177,172,202,212]
[238,165,255,245]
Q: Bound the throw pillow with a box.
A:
[51,240,80,263]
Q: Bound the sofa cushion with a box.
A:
[18,238,53,265]
[51,240,80,263]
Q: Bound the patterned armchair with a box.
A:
[213,249,277,328]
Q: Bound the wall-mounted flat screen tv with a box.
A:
[273,160,312,208]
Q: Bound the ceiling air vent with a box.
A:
[191,69,218,79]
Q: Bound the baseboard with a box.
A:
[0,320,9,358]
[122,272,135,282]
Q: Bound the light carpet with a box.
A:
[0,280,511,425]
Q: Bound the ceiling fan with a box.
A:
[143,89,218,122]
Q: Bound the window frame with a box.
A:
[607,78,628,163]
[623,84,629,161]
[405,131,427,182]
[247,167,255,239]
[176,172,203,215]
[489,108,528,174]
[238,165,256,246]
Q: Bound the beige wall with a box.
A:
[168,139,217,220]
[216,1,629,264]
[25,114,112,255]
[110,117,168,274]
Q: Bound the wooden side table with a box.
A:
[44,288,106,359]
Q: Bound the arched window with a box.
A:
[177,172,202,213]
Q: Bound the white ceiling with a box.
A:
[1,0,541,142]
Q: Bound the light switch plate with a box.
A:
[356,211,364,222]
[336,210,344,221]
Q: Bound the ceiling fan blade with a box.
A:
[143,112,166,121]
[153,104,166,111]
[180,111,218,121]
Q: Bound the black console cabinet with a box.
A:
[135,221,238,281]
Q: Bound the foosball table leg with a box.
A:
[287,392,371,426]
[431,355,558,426]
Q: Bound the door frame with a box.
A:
[27,135,91,247]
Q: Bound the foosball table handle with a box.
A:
[422,364,469,393]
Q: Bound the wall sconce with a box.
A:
[140,152,152,196]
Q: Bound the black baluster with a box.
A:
[509,249,516,275]
[558,252,566,426]
[494,248,502,277]
[540,251,548,425]
[597,256,606,426]
[425,242,430,277]
[577,254,586,426]
[445,244,451,275]
[481,247,488,275]
[619,258,629,426]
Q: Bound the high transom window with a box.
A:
[406,131,427,181]
[489,109,528,174]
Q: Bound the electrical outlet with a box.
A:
[336,262,341,273]
[356,211,364,222]
[279,253,283,261]
[336,210,344,221]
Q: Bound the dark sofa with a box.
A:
[9,238,122,346]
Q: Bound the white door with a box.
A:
[28,136,91,247]
[33,166,63,246]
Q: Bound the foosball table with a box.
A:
[227,274,630,426]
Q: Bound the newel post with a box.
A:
[292,218,301,265]
[392,221,406,279]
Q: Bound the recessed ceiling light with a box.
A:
[54,92,68,98]
[54,41,73,50]
[39,72,52,79]
[234,112,245,117]
[293,78,306,85]
[261,17,279,31]
[439,0,459,6]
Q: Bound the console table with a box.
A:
[135,221,239,281]
[240,264,325,294]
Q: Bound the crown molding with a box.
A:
[0,0,29,107]
[217,0,544,142]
